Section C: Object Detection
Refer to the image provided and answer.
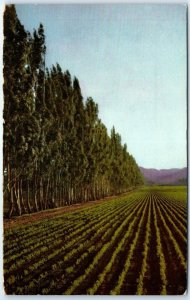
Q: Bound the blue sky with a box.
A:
[15,4,187,169]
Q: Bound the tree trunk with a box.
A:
[20,178,27,214]
[45,177,50,209]
[54,175,58,207]
[51,178,55,208]
[27,181,32,213]
[68,186,71,206]
[39,177,43,210]
[6,163,16,218]
[8,186,15,218]
[14,180,22,216]
[34,176,39,212]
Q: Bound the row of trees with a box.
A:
[3,5,144,217]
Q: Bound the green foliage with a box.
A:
[4,189,187,295]
[3,4,143,217]
[111,197,149,294]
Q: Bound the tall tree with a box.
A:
[3,5,144,217]
[3,5,40,216]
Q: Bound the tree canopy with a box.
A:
[3,5,144,217]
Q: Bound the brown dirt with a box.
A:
[4,190,187,295]
[155,194,187,295]
[97,197,146,295]
[3,192,133,231]
[120,207,147,294]
[142,195,162,295]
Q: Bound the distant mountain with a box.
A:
[140,167,187,185]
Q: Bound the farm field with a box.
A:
[4,186,187,295]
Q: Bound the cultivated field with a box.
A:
[4,186,187,295]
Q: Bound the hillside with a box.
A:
[140,167,187,185]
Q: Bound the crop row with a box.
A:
[4,197,128,253]
[155,196,186,271]
[136,195,151,294]
[110,195,149,294]
[64,196,147,295]
[5,195,136,261]
[4,193,147,294]
[24,199,145,294]
[4,188,187,295]
[5,198,133,275]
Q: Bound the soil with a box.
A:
[96,198,146,295]
[4,192,133,231]
[4,190,187,295]
[120,218,146,294]
[142,195,162,295]
[155,194,187,295]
